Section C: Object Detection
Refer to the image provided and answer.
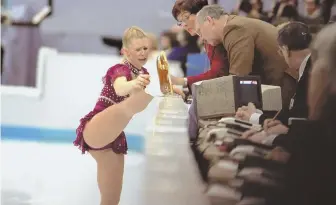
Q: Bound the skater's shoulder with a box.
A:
[107,63,130,72]
[105,63,132,75]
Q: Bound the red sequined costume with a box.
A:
[73,61,149,154]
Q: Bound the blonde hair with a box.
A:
[122,26,148,48]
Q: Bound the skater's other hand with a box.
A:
[131,74,150,90]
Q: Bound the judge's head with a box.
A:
[195,5,228,46]
[121,26,150,69]
[277,22,312,71]
[172,0,208,36]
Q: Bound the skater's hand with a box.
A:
[131,74,150,90]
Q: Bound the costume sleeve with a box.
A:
[105,64,131,84]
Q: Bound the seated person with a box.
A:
[243,22,336,205]
[269,0,299,23]
[232,0,253,17]
[236,22,313,126]
[147,33,160,59]
[300,0,322,23]
[248,0,268,21]
[234,0,268,21]
[160,30,180,57]
[321,0,336,23]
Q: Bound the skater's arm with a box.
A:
[114,75,150,96]
[110,65,150,96]
[114,77,134,96]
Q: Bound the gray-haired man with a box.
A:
[195,4,297,108]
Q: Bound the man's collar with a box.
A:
[298,53,311,81]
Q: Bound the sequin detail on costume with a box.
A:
[73,61,149,154]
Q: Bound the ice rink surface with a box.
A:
[1,140,209,205]
[1,141,146,205]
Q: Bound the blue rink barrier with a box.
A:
[1,125,144,153]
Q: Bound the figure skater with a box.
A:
[73,26,153,205]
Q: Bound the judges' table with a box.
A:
[140,95,211,205]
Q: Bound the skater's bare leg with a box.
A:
[83,91,153,149]
[90,149,125,205]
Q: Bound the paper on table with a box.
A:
[193,76,235,119]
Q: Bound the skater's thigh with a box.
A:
[90,149,125,204]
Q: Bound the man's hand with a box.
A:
[241,129,268,143]
[169,75,185,86]
[235,102,257,121]
[264,119,289,135]
[131,74,150,90]
[173,86,186,99]
[266,147,290,163]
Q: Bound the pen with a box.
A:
[272,109,281,120]
[258,109,281,132]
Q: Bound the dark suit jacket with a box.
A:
[259,56,311,125]
[271,119,336,205]
[268,94,336,205]
[222,15,297,108]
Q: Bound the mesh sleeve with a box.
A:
[104,64,131,84]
